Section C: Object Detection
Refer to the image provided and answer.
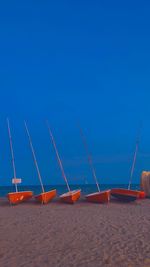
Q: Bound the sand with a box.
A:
[0,197,150,267]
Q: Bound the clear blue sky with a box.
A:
[0,0,150,186]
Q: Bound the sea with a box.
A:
[0,184,141,197]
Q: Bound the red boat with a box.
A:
[35,189,56,204]
[111,188,145,202]
[7,119,33,205]
[60,189,81,204]
[47,123,81,204]
[25,122,56,204]
[79,126,110,204]
[7,191,33,205]
[86,190,111,203]
[111,127,146,202]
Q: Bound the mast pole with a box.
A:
[47,122,70,192]
[128,124,142,190]
[7,118,18,192]
[24,121,45,193]
[79,126,100,192]
[128,142,139,190]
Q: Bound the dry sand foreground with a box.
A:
[0,198,150,267]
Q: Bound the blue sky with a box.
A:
[0,0,150,186]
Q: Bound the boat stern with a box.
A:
[35,189,57,204]
[60,189,81,204]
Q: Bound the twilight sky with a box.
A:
[0,0,150,186]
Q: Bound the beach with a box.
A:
[0,198,150,267]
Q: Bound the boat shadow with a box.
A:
[110,197,141,205]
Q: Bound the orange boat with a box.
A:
[34,189,56,204]
[111,129,146,202]
[111,188,145,200]
[7,191,33,205]
[86,190,111,203]
[60,189,81,204]
[79,126,110,203]
[25,122,56,204]
[7,119,33,205]
[47,122,81,204]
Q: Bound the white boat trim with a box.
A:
[60,189,81,198]
[86,190,110,197]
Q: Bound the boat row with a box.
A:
[3,119,147,205]
[7,187,146,205]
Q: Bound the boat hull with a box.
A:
[60,189,81,204]
[35,190,57,204]
[86,190,111,203]
[138,191,146,199]
[7,191,33,205]
[111,188,145,202]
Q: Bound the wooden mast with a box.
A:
[47,122,71,192]
[7,118,18,192]
[79,126,100,192]
[24,121,45,193]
